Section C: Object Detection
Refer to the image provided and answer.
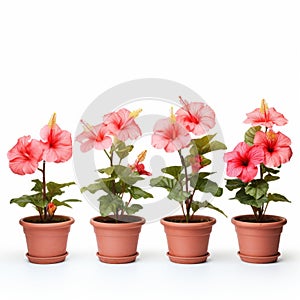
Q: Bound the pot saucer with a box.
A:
[26,252,68,264]
[96,252,139,264]
[167,252,210,264]
[238,251,281,264]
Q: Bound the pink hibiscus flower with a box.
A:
[175,96,216,135]
[40,113,72,163]
[244,99,288,128]
[76,121,112,152]
[103,108,142,141]
[254,130,292,167]
[152,117,191,153]
[7,135,44,175]
[224,142,265,183]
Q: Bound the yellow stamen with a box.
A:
[129,108,142,118]
[266,130,277,141]
[48,113,57,128]
[260,99,268,114]
[170,106,176,123]
[80,119,94,133]
[137,150,147,163]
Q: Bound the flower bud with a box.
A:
[47,202,57,217]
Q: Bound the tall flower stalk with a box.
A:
[224,99,292,222]
[8,113,81,222]
[76,108,153,222]
[150,97,227,223]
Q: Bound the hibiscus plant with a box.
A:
[8,113,81,223]
[224,99,292,222]
[76,108,153,222]
[150,97,227,223]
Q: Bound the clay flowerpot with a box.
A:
[231,214,287,264]
[160,215,216,264]
[19,215,74,264]
[90,215,145,264]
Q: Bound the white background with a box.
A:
[0,1,299,299]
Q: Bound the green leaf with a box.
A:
[199,156,212,167]
[231,188,267,207]
[98,166,114,175]
[206,201,227,217]
[245,179,269,200]
[225,179,246,191]
[264,174,280,182]
[268,193,291,203]
[81,178,113,194]
[114,165,144,185]
[52,199,82,208]
[129,186,153,199]
[201,140,227,154]
[161,166,183,179]
[168,186,190,203]
[31,193,48,208]
[11,193,47,209]
[244,126,261,145]
[31,179,43,192]
[261,164,280,174]
[192,178,223,197]
[124,204,143,215]
[98,193,124,216]
[150,176,176,191]
[190,172,215,187]
[47,181,75,199]
[10,195,35,207]
[52,199,71,208]
[114,141,134,159]
[191,200,227,217]
[191,134,227,155]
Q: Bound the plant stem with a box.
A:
[251,206,258,222]
[42,160,47,222]
[104,149,111,161]
[178,150,190,222]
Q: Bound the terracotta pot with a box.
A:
[160,215,216,264]
[19,215,74,264]
[90,215,145,264]
[231,214,287,263]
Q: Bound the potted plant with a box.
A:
[76,107,153,264]
[7,113,81,264]
[224,99,292,263]
[150,97,227,264]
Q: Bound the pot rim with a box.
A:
[90,215,146,228]
[161,215,216,227]
[231,214,287,228]
[20,215,75,228]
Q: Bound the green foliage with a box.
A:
[82,158,153,217]
[225,165,291,209]
[113,140,133,160]
[150,134,226,222]
[244,126,261,145]
[191,200,227,217]
[10,180,81,210]
[190,134,227,155]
